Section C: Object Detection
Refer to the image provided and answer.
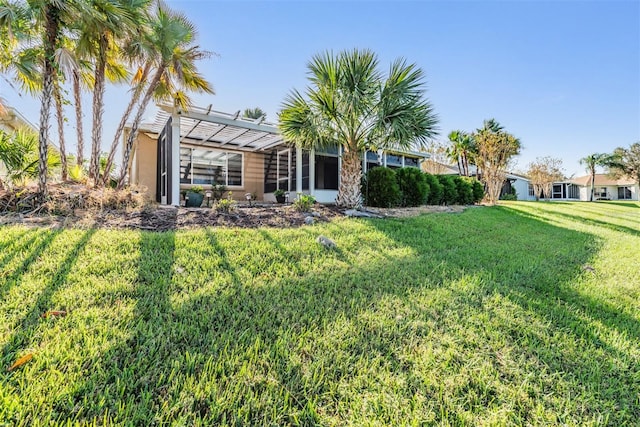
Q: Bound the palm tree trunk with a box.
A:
[89,34,108,184]
[38,5,62,202]
[117,67,164,189]
[335,145,362,208]
[590,166,595,201]
[72,69,84,167]
[53,79,68,181]
[102,63,150,186]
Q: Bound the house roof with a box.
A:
[145,103,285,152]
[571,174,636,186]
[0,100,37,133]
[145,103,431,158]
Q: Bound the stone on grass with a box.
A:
[344,209,383,218]
[317,235,336,249]
[304,216,315,225]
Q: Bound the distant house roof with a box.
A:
[571,174,636,186]
[0,100,37,132]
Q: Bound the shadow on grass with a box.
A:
[599,201,639,208]
[0,229,62,302]
[1,229,95,365]
[42,207,639,424]
[509,203,640,237]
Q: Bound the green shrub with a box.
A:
[395,167,429,207]
[500,191,518,201]
[471,179,485,203]
[424,173,443,205]
[293,193,316,212]
[362,167,401,207]
[454,176,474,205]
[437,175,458,205]
[214,192,237,213]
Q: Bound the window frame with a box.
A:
[180,145,244,188]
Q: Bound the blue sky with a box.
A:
[1,0,638,177]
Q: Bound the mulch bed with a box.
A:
[0,185,472,231]
[0,204,346,231]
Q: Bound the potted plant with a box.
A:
[185,185,205,207]
[273,189,286,203]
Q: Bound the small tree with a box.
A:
[527,156,564,201]
[580,153,616,201]
[473,119,521,205]
[608,142,640,190]
[421,141,450,175]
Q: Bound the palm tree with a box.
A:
[279,49,438,208]
[77,0,145,183]
[243,107,265,120]
[0,0,79,201]
[0,128,61,187]
[117,2,214,189]
[580,153,616,201]
[446,131,463,175]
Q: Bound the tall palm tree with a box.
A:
[580,153,616,201]
[117,2,213,189]
[77,0,144,183]
[447,130,464,175]
[279,49,438,208]
[0,0,80,201]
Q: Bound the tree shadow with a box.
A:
[602,201,640,208]
[0,229,62,302]
[1,229,95,366]
[35,207,639,424]
[507,203,640,237]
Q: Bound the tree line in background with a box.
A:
[439,122,638,203]
[0,0,213,201]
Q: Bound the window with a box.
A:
[315,154,339,190]
[386,154,403,168]
[180,147,243,186]
[528,184,534,196]
[404,156,419,168]
[618,186,632,200]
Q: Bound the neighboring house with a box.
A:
[127,103,430,205]
[0,100,39,185]
[570,174,638,201]
[0,101,37,133]
[523,175,638,201]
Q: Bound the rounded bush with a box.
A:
[471,179,485,203]
[437,175,458,205]
[424,173,443,205]
[453,176,474,205]
[362,167,401,207]
[395,167,429,207]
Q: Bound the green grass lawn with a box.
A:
[1,201,638,426]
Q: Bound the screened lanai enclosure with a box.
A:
[128,103,429,205]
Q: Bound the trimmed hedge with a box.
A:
[453,176,474,205]
[424,173,443,205]
[471,179,485,203]
[396,167,429,207]
[362,167,401,207]
[437,175,458,205]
